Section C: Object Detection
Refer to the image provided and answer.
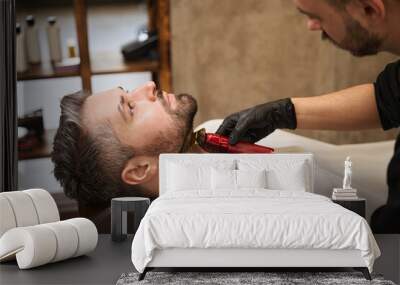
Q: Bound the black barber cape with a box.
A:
[371,59,400,233]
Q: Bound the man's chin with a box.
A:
[170,93,198,153]
[177,93,198,119]
[177,93,196,105]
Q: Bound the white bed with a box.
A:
[196,119,394,222]
[131,153,380,280]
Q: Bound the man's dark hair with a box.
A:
[52,91,140,205]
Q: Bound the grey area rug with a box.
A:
[116,272,396,285]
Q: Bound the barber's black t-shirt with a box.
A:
[374,60,400,203]
[375,60,400,131]
[372,60,400,233]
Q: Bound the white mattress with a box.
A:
[131,190,380,273]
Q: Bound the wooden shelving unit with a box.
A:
[17,0,171,91]
[17,0,171,160]
[90,52,159,75]
[17,62,80,80]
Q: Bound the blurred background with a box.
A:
[17,0,397,197]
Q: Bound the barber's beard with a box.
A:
[322,17,383,57]
[142,93,197,155]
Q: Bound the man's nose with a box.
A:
[130,81,157,101]
[145,81,157,102]
[307,19,321,31]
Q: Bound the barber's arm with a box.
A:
[216,84,380,145]
[292,84,381,130]
[217,60,400,145]
[299,60,400,132]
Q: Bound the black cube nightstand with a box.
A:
[332,198,366,218]
[111,197,150,242]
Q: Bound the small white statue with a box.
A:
[343,156,352,189]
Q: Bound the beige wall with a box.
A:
[170,0,398,144]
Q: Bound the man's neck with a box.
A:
[186,143,207,153]
[180,128,208,153]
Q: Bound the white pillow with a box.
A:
[211,169,268,190]
[236,169,267,189]
[211,168,236,190]
[167,162,211,191]
[238,159,309,191]
[166,160,236,192]
[266,161,307,191]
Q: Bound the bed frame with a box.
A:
[137,154,372,281]
[139,248,371,280]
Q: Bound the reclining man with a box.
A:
[52,81,199,229]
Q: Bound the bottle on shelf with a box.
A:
[46,16,62,63]
[25,15,41,64]
[67,38,78,58]
[53,38,80,73]
[16,23,28,73]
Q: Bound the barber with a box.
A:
[216,0,400,233]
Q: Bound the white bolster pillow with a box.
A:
[0,218,98,269]
[0,189,60,238]
[42,221,79,262]
[0,225,57,267]
[23,189,60,224]
[64,218,98,257]
[0,196,17,237]
[1,191,40,227]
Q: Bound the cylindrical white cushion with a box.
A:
[0,218,98,269]
[0,196,17,237]
[0,226,57,269]
[42,221,79,262]
[23,189,59,224]
[1,191,39,227]
[65,218,98,257]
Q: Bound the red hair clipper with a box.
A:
[194,128,274,153]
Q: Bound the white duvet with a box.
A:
[131,190,380,273]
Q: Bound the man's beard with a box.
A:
[322,16,383,57]
[168,93,198,152]
[142,93,198,155]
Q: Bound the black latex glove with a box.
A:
[216,98,297,145]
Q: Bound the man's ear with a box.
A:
[347,0,386,25]
[121,156,157,185]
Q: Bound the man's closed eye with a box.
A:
[118,95,135,121]
[127,102,135,116]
